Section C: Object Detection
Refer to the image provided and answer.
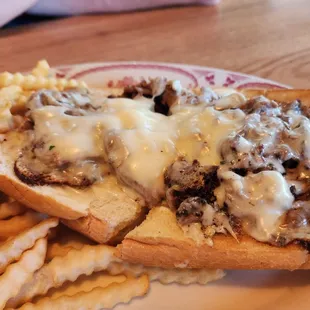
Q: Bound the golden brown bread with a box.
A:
[62,207,147,245]
[0,135,146,244]
[117,207,310,270]
[241,89,310,105]
[0,173,85,219]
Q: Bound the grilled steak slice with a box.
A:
[14,146,99,187]
[165,159,220,209]
[26,88,97,111]
[14,157,94,187]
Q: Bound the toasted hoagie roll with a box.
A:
[1,72,310,262]
[117,206,310,270]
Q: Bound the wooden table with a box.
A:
[1,0,310,87]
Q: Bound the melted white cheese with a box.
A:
[195,107,245,165]
[218,169,294,242]
[32,106,106,161]
[26,86,301,244]
[297,118,310,160]
[30,93,246,199]
[243,114,284,154]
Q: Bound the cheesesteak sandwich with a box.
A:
[2,76,310,269]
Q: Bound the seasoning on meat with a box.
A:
[164,159,220,209]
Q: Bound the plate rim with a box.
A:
[54,61,291,88]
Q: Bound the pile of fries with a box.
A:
[0,61,225,309]
[0,198,148,309]
[0,197,224,309]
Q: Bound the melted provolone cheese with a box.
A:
[30,93,246,201]
[194,107,245,165]
[218,169,294,242]
[24,85,304,244]
[32,106,104,161]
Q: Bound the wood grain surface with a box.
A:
[0,0,310,87]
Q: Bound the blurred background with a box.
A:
[2,0,219,28]
[1,0,310,87]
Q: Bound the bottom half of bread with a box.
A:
[0,162,147,245]
[117,207,310,270]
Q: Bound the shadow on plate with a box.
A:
[213,270,310,288]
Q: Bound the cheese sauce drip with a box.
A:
[217,169,294,242]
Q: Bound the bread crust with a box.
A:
[118,237,308,270]
[241,89,310,105]
[62,206,147,245]
[0,171,146,244]
[117,206,310,270]
[0,169,146,243]
[0,173,86,219]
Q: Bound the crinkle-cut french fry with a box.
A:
[0,85,23,132]
[0,212,44,238]
[0,85,22,100]
[107,262,225,285]
[45,226,95,261]
[6,244,116,308]
[0,72,13,87]
[148,268,225,285]
[0,201,26,220]
[31,60,50,78]
[45,242,84,262]
[0,218,58,274]
[49,225,95,247]
[45,225,62,241]
[0,71,87,91]
[45,273,126,300]
[18,275,149,310]
[0,238,47,309]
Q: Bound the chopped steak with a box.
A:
[122,78,167,99]
[299,240,310,251]
[176,197,206,225]
[240,96,281,117]
[221,96,310,176]
[120,78,219,116]
[228,214,243,235]
[165,159,220,208]
[270,201,310,246]
[176,196,237,238]
[284,201,310,230]
[154,81,201,115]
[26,89,98,113]
[14,156,95,187]
[14,140,103,187]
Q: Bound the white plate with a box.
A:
[57,62,307,310]
[54,61,289,90]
